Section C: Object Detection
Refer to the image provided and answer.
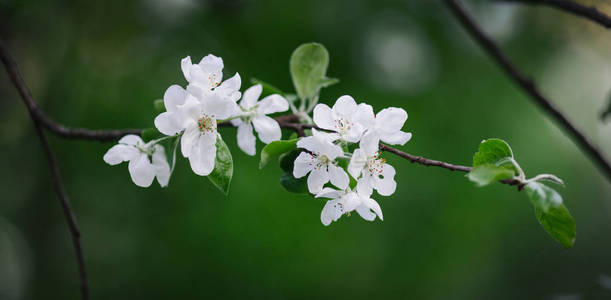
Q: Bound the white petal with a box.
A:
[217,73,241,99]
[199,54,224,85]
[154,112,183,136]
[230,118,243,127]
[152,145,171,187]
[374,164,397,196]
[356,178,374,198]
[315,187,344,199]
[178,95,204,123]
[311,128,341,143]
[237,122,256,156]
[355,103,375,129]
[380,131,412,146]
[257,94,289,115]
[188,135,217,176]
[320,200,342,226]
[341,192,361,212]
[328,164,349,190]
[293,152,316,178]
[128,154,155,187]
[356,204,376,221]
[118,134,143,146]
[332,95,358,117]
[241,84,261,109]
[203,92,239,120]
[362,196,383,221]
[180,124,200,158]
[103,144,138,165]
[360,131,380,155]
[312,104,335,131]
[375,107,407,134]
[163,85,187,112]
[181,56,192,82]
[307,167,329,193]
[252,115,281,144]
[347,148,367,179]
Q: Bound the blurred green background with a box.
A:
[1,0,611,299]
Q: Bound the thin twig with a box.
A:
[501,0,611,28]
[445,0,611,183]
[0,40,89,300]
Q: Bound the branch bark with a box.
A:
[0,40,89,300]
[501,0,611,28]
[445,0,611,183]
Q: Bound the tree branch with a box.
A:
[445,0,611,183]
[501,0,611,28]
[0,40,89,300]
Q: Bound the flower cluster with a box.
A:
[294,96,411,225]
[104,54,289,186]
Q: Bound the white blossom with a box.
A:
[348,132,397,196]
[312,95,370,143]
[293,129,349,193]
[356,105,412,146]
[103,135,170,188]
[181,55,241,102]
[230,84,289,155]
[315,182,383,226]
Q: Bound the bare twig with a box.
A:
[501,0,611,28]
[0,40,89,300]
[445,0,611,182]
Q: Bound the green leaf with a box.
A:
[280,172,309,194]
[467,164,515,187]
[535,204,576,248]
[289,43,331,101]
[207,136,233,196]
[250,78,284,98]
[153,99,165,113]
[525,182,576,248]
[473,138,514,167]
[141,128,163,142]
[259,138,299,169]
[279,149,302,174]
[525,182,562,213]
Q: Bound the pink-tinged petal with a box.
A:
[307,167,329,193]
[128,154,155,187]
[252,115,281,144]
[241,84,262,109]
[237,123,256,156]
[257,94,289,115]
[293,152,316,178]
[312,104,335,131]
[375,107,407,134]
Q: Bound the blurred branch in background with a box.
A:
[500,0,611,28]
[444,0,611,183]
[0,40,89,300]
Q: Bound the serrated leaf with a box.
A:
[260,138,299,169]
[525,182,562,212]
[473,138,514,167]
[250,78,284,98]
[207,135,233,196]
[290,43,330,101]
[535,203,576,248]
[280,172,309,194]
[141,128,163,143]
[154,99,165,113]
[467,164,515,187]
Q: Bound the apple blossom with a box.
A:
[230,84,289,155]
[357,104,412,146]
[312,95,370,143]
[315,182,384,226]
[181,55,241,102]
[293,129,349,193]
[103,135,170,188]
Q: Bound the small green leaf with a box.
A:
[535,204,576,248]
[260,138,299,169]
[279,149,302,174]
[525,182,562,213]
[207,136,233,196]
[473,138,514,167]
[141,128,163,142]
[467,164,515,187]
[290,43,331,101]
[280,172,309,194]
[318,77,339,88]
[154,99,165,113]
[250,78,284,98]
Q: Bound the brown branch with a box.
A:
[445,0,611,183]
[501,0,611,28]
[0,40,89,300]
